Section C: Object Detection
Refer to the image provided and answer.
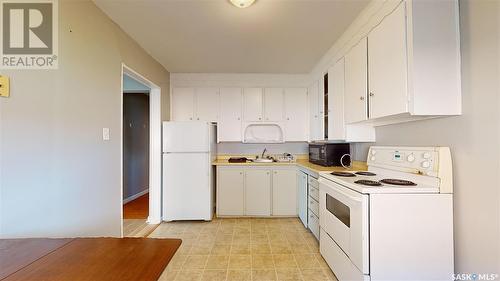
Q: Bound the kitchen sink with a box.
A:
[253,158,274,163]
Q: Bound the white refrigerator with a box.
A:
[162,121,217,221]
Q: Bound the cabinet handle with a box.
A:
[259,117,262,120]
[274,171,277,174]
[360,96,365,101]
[237,117,241,120]
[189,117,193,120]
[197,117,200,120]
[239,172,243,175]
[369,92,374,97]
[267,172,270,175]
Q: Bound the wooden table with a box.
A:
[0,238,181,281]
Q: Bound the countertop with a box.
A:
[212,158,367,173]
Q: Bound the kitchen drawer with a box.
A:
[308,184,319,201]
[308,176,319,188]
[308,197,319,217]
[308,212,320,240]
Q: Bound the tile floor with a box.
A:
[151,217,338,281]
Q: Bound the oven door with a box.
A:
[319,178,369,274]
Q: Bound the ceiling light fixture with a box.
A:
[229,0,256,8]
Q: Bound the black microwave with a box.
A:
[309,143,351,167]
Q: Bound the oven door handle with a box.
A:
[320,179,364,203]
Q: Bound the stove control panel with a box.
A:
[367,147,438,173]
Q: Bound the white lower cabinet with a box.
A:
[272,169,297,216]
[217,168,244,216]
[217,166,298,217]
[245,169,272,216]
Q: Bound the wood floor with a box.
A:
[123,193,149,219]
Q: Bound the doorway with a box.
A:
[123,91,150,236]
[121,64,162,237]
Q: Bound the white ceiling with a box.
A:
[94,0,369,74]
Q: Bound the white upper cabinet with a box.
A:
[345,38,368,124]
[195,87,219,122]
[171,88,195,121]
[264,88,284,122]
[284,88,308,141]
[243,88,263,122]
[368,3,407,119]
[308,81,322,141]
[219,88,242,142]
[328,58,346,140]
[364,0,461,124]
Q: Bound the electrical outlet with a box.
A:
[102,128,110,141]
[0,76,10,98]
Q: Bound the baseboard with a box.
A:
[123,189,149,205]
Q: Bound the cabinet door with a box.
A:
[284,88,308,141]
[219,88,242,142]
[195,88,219,122]
[245,169,271,216]
[217,168,244,216]
[171,88,195,121]
[243,88,263,121]
[368,3,408,119]
[308,81,321,141]
[345,38,368,124]
[328,58,346,140]
[272,169,297,216]
[264,88,284,121]
[297,171,308,227]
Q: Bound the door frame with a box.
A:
[121,64,162,236]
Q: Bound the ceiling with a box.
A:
[94,0,370,74]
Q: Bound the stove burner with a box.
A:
[355,171,376,176]
[330,171,356,177]
[380,179,417,186]
[354,180,382,186]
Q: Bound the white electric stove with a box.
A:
[318,146,454,281]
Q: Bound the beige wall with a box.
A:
[0,0,170,237]
[354,0,500,273]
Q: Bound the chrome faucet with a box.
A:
[261,148,267,159]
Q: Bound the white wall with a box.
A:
[347,0,499,273]
[0,0,170,238]
[217,142,308,156]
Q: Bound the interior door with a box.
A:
[195,88,219,122]
[345,38,368,124]
[245,169,271,216]
[264,88,284,121]
[163,153,210,221]
[284,88,308,141]
[368,2,408,119]
[328,59,346,140]
[219,88,242,142]
[171,88,195,121]
[297,171,308,227]
[272,169,297,216]
[243,88,263,121]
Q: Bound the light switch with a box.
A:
[102,128,110,141]
[0,76,10,98]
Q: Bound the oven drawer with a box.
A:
[309,196,319,216]
[308,184,319,201]
[320,229,369,281]
[308,212,319,240]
